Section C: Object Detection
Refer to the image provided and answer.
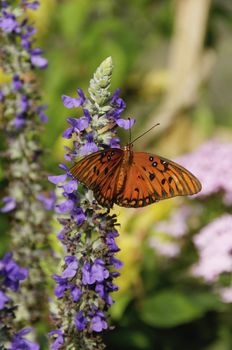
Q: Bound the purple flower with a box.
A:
[0,90,4,102]
[75,311,87,331]
[0,196,16,212]
[106,232,120,252]
[53,275,70,299]
[48,330,64,350]
[70,285,81,302]
[110,88,126,117]
[62,88,86,109]
[72,207,86,225]
[63,116,90,139]
[0,253,28,292]
[10,328,39,350]
[90,310,108,332]
[80,141,98,156]
[30,48,48,68]
[55,199,75,214]
[110,257,123,269]
[111,88,121,104]
[48,174,67,184]
[95,284,113,305]
[109,137,120,148]
[14,113,25,128]
[36,104,48,122]
[91,259,109,281]
[115,118,135,129]
[19,95,29,112]
[61,256,78,279]
[0,290,10,310]
[12,75,23,91]
[82,259,109,285]
[0,11,19,33]
[63,180,78,193]
[80,133,98,156]
[37,191,56,211]
[22,1,40,10]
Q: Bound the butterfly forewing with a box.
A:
[115,152,201,208]
[70,149,123,207]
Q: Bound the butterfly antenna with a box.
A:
[130,123,160,144]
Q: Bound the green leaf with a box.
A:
[140,290,204,328]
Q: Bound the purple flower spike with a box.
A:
[49,60,134,342]
[75,311,87,331]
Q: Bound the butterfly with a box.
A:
[70,143,202,208]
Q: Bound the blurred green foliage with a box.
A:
[1,0,232,349]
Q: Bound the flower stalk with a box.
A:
[49,57,133,350]
[0,0,54,339]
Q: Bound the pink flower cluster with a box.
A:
[177,140,232,204]
[192,214,232,284]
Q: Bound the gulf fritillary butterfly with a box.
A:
[70,143,202,208]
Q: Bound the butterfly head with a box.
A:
[123,143,133,152]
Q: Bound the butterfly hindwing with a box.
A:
[115,152,201,208]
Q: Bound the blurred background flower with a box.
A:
[1,0,232,349]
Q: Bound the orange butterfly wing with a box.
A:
[70,149,123,207]
[115,152,202,208]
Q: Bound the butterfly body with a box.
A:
[70,144,202,208]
